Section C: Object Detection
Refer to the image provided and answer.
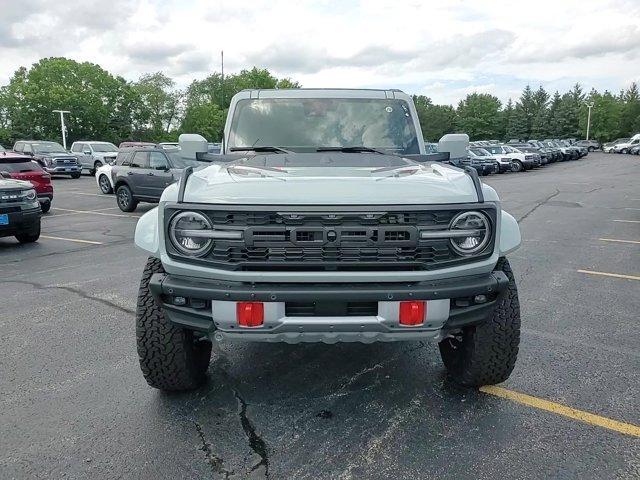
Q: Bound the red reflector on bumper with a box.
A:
[399,301,426,326]
[236,302,264,328]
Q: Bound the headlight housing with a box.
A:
[169,211,213,256]
[448,211,491,255]
[22,189,37,201]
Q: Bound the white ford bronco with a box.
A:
[134,89,522,391]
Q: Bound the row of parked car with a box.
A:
[425,138,591,177]
[602,134,640,154]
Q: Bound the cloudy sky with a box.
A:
[2,0,639,105]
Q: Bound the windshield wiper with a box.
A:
[230,146,292,154]
[316,146,387,154]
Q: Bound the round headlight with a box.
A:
[169,211,213,256]
[23,189,37,201]
[449,211,490,255]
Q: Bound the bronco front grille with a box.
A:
[165,206,496,272]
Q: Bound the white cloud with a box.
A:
[0,0,638,104]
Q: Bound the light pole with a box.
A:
[53,110,70,149]
[584,102,594,141]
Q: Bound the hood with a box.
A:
[35,152,74,157]
[0,178,32,191]
[177,152,480,205]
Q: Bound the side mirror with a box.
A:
[83,150,92,155]
[1,171,11,178]
[156,165,169,171]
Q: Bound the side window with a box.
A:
[149,152,169,170]
[130,151,149,168]
[14,142,23,152]
[71,143,82,153]
[23,144,33,154]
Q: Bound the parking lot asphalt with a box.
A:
[1,153,638,479]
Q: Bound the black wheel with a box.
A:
[116,185,138,212]
[71,173,81,179]
[136,257,212,391]
[621,148,629,154]
[588,146,594,152]
[90,160,103,176]
[511,160,523,172]
[439,258,520,387]
[40,201,51,214]
[16,221,41,243]
[99,174,113,194]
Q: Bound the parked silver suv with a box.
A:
[70,141,119,175]
[134,89,523,391]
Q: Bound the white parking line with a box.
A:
[613,219,640,224]
[41,235,103,245]
[58,192,112,198]
[599,238,640,245]
[577,269,640,281]
[51,207,140,218]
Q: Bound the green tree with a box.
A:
[501,99,517,140]
[413,95,456,141]
[530,86,550,139]
[179,103,225,142]
[1,57,133,144]
[511,85,535,139]
[455,93,502,140]
[130,72,182,141]
[580,89,622,142]
[619,82,640,135]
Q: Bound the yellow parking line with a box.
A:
[613,219,640,224]
[480,386,640,437]
[599,238,640,245]
[577,269,640,281]
[40,235,103,245]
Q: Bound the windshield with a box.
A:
[0,160,43,173]
[33,142,66,154]
[92,143,118,152]
[470,148,489,156]
[484,146,502,154]
[228,98,420,155]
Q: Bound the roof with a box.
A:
[0,151,33,160]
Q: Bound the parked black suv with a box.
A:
[12,141,81,178]
[111,148,205,212]
[0,175,42,243]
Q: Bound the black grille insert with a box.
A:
[286,301,378,317]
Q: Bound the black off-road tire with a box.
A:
[16,221,41,243]
[439,258,520,387]
[136,257,212,391]
[40,201,51,214]
[116,185,138,212]
[71,172,81,179]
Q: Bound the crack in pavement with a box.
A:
[517,189,560,223]
[233,388,270,478]
[195,422,234,479]
[0,279,135,315]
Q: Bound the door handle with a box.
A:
[127,171,134,175]
[147,172,155,176]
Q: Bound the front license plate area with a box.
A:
[0,214,9,225]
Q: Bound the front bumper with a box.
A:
[0,206,41,237]
[45,165,81,174]
[149,270,509,343]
